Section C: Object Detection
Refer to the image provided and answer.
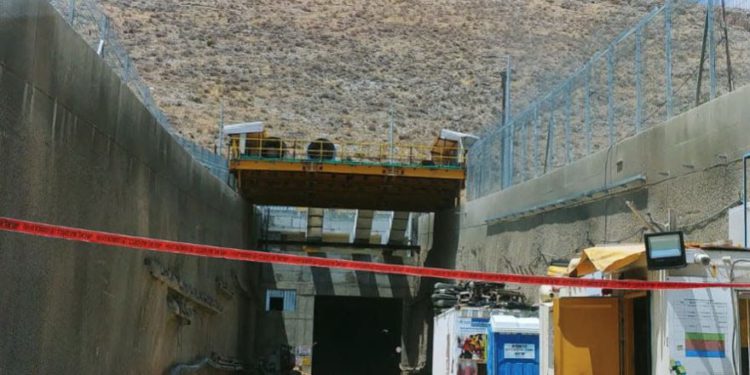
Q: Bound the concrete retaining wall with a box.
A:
[0,1,260,373]
[458,84,750,297]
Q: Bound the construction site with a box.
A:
[2,0,750,374]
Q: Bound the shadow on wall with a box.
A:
[426,208,461,271]
[383,255,412,299]
[402,208,462,372]
[308,252,336,296]
[352,254,380,298]
[255,263,292,369]
[486,189,649,237]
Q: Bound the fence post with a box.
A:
[564,84,573,163]
[546,113,556,172]
[708,0,717,99]
[664,0,674,119]
[123,56,131,84]
[520,121,527,182]
[97,16,108,56]
[533,105,541,177]
[584,66,592,155]
[501,57,513,189]
[635,26,644,133]
[607,47,615,145]
[68,0,76,25]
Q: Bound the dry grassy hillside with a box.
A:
[94,0,677,147]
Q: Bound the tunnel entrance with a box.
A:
[312,296,402,375]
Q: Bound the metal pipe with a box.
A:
[744,152,749,248]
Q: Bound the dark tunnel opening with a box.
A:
[312,296,402,375]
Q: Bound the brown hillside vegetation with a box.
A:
[92,0,737,148]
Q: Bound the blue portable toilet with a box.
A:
[487,314,540,375]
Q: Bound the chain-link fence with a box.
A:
[468,0,750,200]
[48,0,233,185]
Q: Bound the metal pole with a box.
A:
[97,17,109,56]
[564,84,572,163]
[217,101,224,156]
[520,122,527,182]
[696,9,709,106]
[635,26,644,133]
[664,0,674,119]
[68,0,76,25]
[123,57,131,84]
[504,56,512,127]
[708,0,717,100]
[545,113,556,173]
[720,0,735,92]
[744,152,749,248]
[500,71,508,187]
[502,57,513,188]
[533,106,541,177]
[388,105,395,164]
[584,66,592,155]
[607,47,615,145]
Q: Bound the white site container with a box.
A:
[538,303,555,375]
[728,203,750,247]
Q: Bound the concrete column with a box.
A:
[306,208,324,242]
[353,209,375,244]
[389,212,411,245]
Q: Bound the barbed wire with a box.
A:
[469,0,750,199]
[49,0,234,185]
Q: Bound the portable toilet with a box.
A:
[487,314,540,375]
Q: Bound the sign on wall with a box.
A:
[504,343,536,359]
[455,317,490,374]
[666,277,735,375]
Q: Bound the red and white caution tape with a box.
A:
[1,217,748,290]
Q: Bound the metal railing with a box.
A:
[229,137,466,169]
[48,0,233,185]
[468,0,750,200]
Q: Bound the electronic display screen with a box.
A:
[648,233,683,258]
[645,231,687,270]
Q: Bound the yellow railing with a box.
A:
[227,136,467,167]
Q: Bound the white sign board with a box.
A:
[504,343,535,359]
[456,317,490,364]
[666,276,735,375]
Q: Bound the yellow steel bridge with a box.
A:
[227,134,469,212]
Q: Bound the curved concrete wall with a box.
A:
[0,1,260,373]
